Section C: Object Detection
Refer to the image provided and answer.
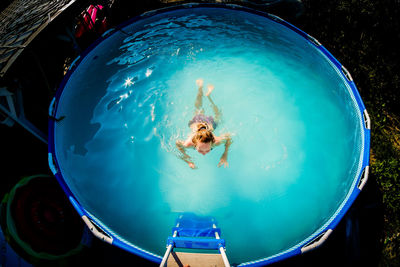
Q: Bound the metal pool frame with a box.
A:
[48,3,371,266]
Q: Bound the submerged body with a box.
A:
[176,79,232,169]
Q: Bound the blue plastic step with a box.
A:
[172,227,221,237]
[176,215,217,229]
[167,236,225,250]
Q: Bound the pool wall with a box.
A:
[48,3,371,266]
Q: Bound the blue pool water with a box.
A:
[53,7,364,264]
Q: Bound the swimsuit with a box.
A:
[188,114,217,129]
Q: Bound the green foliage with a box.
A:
[296,0,400,264]
[371,109,400,265]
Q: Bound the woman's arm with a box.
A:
[176,140,196,169]
[217,134,232,168]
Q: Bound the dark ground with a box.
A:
[1,0,398,266]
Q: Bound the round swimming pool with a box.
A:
[48,4,370,266]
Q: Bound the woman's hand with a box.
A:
[218,157,228,168]
[188,162,196,169]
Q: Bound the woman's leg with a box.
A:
[194,79,204,112]
[206,84,221,123]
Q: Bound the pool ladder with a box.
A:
[160,213,230,267]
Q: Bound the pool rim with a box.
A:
[48,3,371,266]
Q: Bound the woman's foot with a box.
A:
[196,79,204,89]
[206,84,214,96]
[195,79,204,109]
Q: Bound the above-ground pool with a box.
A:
[49,4,370,266]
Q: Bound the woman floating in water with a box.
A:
[176,79,232,169]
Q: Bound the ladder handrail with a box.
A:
[213,223,230,267]
[160,220,180,267]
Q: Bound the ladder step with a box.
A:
[167,252,226,267]
[176,214,216,228]
[168,237,225,250]
[172,227,221,237]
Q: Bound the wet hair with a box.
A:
[192,123,215,145]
